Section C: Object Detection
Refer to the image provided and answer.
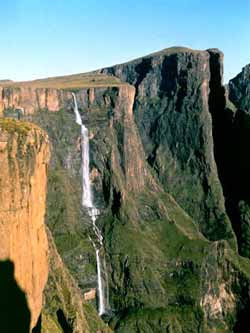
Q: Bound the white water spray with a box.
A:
[72,93,106,316]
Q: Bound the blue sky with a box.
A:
[1,0,250,82]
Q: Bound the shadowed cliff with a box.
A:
[0,260,31,333]
[223,63,250,259]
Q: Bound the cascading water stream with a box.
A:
[72,93,106,316]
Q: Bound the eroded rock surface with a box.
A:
[99,47,236,246]
[2,47,250,332]
[0,118,50,330]
[0,87,74,114]
[229,64,250,112]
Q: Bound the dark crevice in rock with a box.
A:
[208,51,250,258]
[146,144,158,170]
[102,167,111,205]
[230,111,250,257]
[234,303,250,333]
[232,272,250,333]
[111,187,122,217]
[176,69,188,113]
[160,55,178,96]
[207,49,241,249]
[134,58,152,90]
[56,309,73,333]
[114,122,125,173]
[146,114,161,170]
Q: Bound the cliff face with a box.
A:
[100,47,235,246]
[229,64,250,112]
[218,64,250,259]
[0,87,74,114]
[0,73,125,115]
[2,47,250,333]
[0,118,50,330]
[25,83,155,294]
[19,84,147,332]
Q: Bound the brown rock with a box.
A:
[0,118,50,330]
[0,87,73,114]
[84,288,96,301]
[88,88,95,105]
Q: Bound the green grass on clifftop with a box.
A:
[0,73,124,89]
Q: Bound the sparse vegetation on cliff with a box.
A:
[2,47,250,332]
[0,73,125,90]
[0,118,32,135]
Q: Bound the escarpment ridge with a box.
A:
[1,46,250,332]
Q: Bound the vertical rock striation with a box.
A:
[0,118,50,330]
[0,87,72,114]
[229,63,250,112]
[4,47,250,332]
[100,47,236,246]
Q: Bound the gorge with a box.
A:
[1,46,250,332]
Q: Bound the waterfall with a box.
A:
[72,93,106,316]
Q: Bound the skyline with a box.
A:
[1,0,250,83]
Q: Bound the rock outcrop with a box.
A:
[0,74,124,115]
[3,47,250,333]
[229,64,250,112]
[0,118,50,330]
[100,47,236,246]
[0,87,73,114]
[216,63,250,259]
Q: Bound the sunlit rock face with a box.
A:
[3,47,250,332]
[0,87,74,114]
[0,118,50,330]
